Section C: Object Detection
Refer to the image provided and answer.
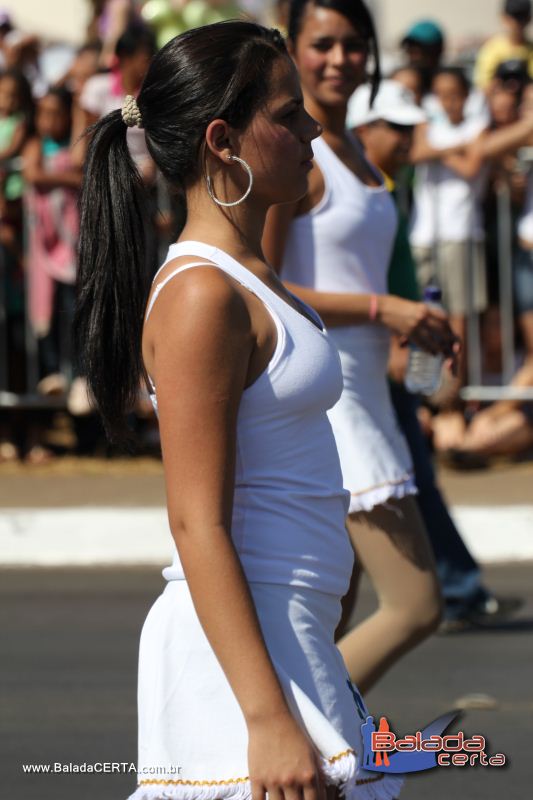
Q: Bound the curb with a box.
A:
[1,506,532,566]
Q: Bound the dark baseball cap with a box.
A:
[504,0,531,20]
[494,58,530,82]
[402,20,444,47]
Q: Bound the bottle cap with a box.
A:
[423,286,442,302]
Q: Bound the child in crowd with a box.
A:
[481,65,533,366]
[391,65,424,106]
[0,69,33,462]
[410,67,489,377]
[0,69,33,258]
[57,42,101,146]
[80,22,156,182]
[475,0,533,91]
[22,87,82,460]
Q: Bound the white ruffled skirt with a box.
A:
[327,327,416,514]
[126,579,403,800]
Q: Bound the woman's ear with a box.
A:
[205,119,233,165]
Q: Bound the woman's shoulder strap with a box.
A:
[144,261,218,323]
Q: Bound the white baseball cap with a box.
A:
[347,79,427,128]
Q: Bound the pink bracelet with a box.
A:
[368,294,379,321]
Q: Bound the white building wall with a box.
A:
[2,0,89,44]
[370,0,507,52]
[1,0,521,52]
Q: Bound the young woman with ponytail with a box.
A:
[263,0,457,693]
[75,20,402,800]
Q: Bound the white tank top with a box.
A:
[145,241,354,597]
[280,134,397,366]
[281,135,397,300]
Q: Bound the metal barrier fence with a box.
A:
[2,159,533,414]
[0,156,67,410]
[461,149,533,402]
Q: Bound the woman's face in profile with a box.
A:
[235,57,321,207]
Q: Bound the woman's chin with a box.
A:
[269,175,311,206]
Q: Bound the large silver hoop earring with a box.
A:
[206,155,254,207]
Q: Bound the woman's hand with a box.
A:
[248,711,326,800]
[387,335,410,384]
[378,295,458,358]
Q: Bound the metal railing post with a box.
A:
[0,239,8,390]
[496,179,516,386]
[466,192,482,388]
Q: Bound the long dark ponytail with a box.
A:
[74,21,288,444]
[287,0,381,103]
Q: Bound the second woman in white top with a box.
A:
[264,0,456,693]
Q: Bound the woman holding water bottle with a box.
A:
[263,0,456,691]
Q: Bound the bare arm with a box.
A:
[410,121,465,164]
[263,194,457,356]
[145,267,325,800]
[99,0,132,68]
[0,120,27,161]
[441,133,486,179]
[478,115,533,160]
[22,137,82,190]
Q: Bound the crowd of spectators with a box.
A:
[1,0,533,464]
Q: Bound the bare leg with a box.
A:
[518,311,533,363]
[336,496,442,694]
[462,408,533,456]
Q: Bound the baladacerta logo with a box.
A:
[361,713,507,772]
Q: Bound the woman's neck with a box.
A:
[180,186,268,267]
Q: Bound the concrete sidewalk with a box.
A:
[2,455,533,507]
[1,457,532,565]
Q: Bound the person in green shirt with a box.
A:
[348,78,523,629]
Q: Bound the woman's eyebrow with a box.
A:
[277,96,304,113]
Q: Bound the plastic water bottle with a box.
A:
[404,286,444,396]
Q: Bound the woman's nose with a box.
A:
[329,43,347,66]
[304,110,322,141]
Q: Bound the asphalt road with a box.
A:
[2,563,532,800]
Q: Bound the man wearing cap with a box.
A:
[401,18,489,125]
[401,19,445,97]
[474,0,533,91]
[347,79,522,630]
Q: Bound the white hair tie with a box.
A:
[121,94,143,128]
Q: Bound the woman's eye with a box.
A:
[312,41,332,52]
[346,39,368,53]
[282,106,299,121]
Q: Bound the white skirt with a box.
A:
[127,579,403,800]
[327,327,416,514]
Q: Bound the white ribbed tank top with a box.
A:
[280,134,398,373]
[281,135,397,338]
[146,241,354,597]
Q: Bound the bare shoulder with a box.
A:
[146,257,251,328]
[143,257,253,374]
